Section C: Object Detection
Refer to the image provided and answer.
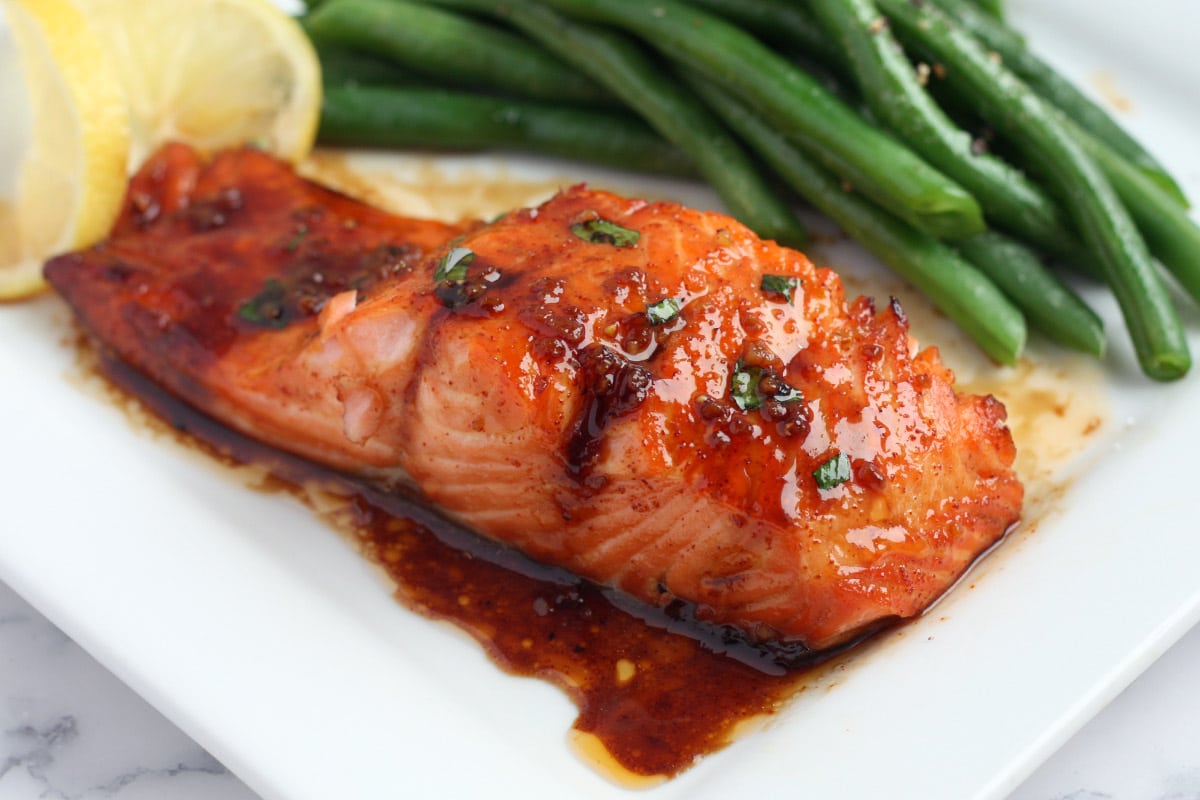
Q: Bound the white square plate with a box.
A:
[2,1,1199,797]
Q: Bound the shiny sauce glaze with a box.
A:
[80,154,1110,783]
[96,349,812,782]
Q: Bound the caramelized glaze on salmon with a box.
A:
[46,144,1022,660]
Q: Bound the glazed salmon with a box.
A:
[46,144,1022,659]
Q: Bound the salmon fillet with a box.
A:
[45,144,1022,659]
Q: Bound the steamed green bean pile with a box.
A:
[299,0,1198,379]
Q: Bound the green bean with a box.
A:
[1074,126,1200,306]
[877,0,1188,380]
[926,0,1188,207]
[301,17,417,85]
[416,0,809,248]
[808,0,1073,253]
[926,0,1023,49]
[684,72,1026,365]
[305,0,612,106]
[956,232,1105,356]
[536,0,986,241]
[682,0,839,61]
[965,0,1005,22]
[318,84,696,176]
[708,0,1184,211]
[309,41,417,87]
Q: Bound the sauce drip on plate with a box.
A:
[96,350,816,781]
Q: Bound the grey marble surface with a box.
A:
[0,580,255,800]
[2,576,1198,800]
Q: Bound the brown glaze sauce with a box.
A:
[74,153,1112,784]
[94,348,813,783]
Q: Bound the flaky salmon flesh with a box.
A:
[45,144,1022,659]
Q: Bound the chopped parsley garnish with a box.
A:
[434,247,476,283]
[730,365,761,411]
[570,218,640,247]
[646,297,681,326]
[236,278,290,329]
[285,224,309,253]
[730,361,804,411]
[813,453,852,490]
[760,274,799,304]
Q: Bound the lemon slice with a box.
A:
[0,0,129,300]
[0,0,321,301]
[77,0,322,168]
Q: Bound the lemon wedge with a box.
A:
[0,0,321,301]
[77,0,322,168]
[0,0,129,300]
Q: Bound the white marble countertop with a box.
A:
[1,575,1197,800]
